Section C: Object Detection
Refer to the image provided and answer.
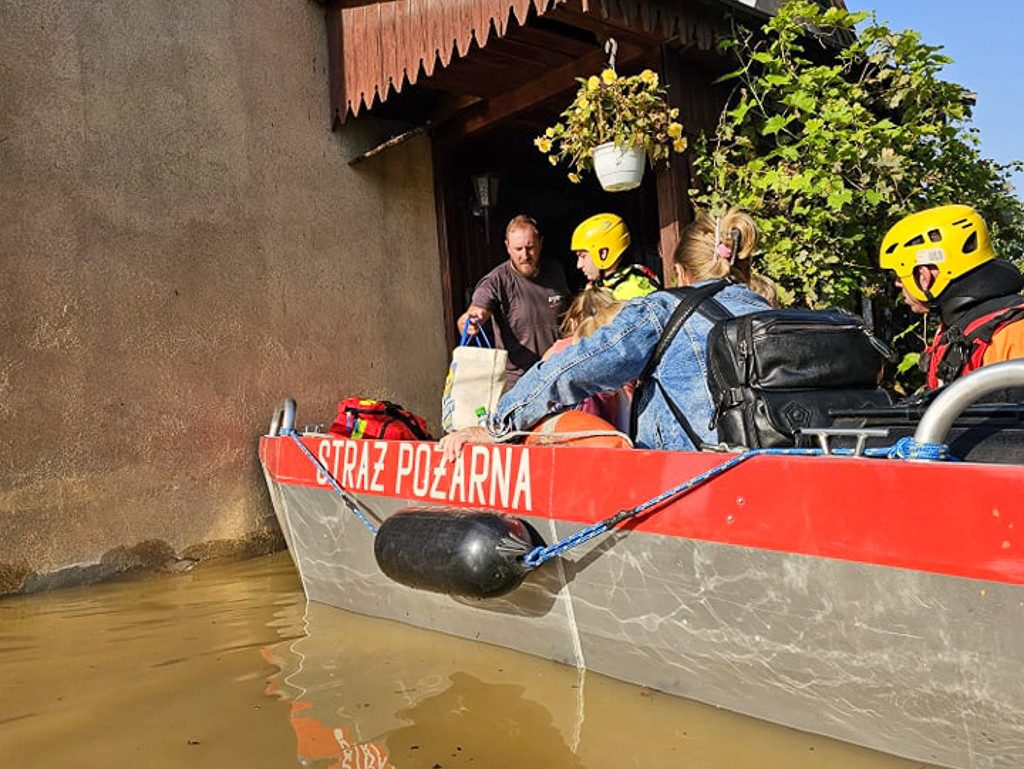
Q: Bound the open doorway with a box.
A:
[326,2,744,350]
[434,120,664,346]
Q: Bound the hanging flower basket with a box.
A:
[592,142,647,192]
[534,64,686,192]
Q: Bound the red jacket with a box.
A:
[922,300,1024,388]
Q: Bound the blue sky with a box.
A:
[848,1,1023,198]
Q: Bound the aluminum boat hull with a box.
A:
[259,433,1024,769]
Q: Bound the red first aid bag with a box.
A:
[329,398,433,441]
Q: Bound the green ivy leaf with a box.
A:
[897,352,921,374]
[689,0,1024,392]
[785,92,816,112]
[762,115,790,135]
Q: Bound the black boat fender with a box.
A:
[373,508,547,598]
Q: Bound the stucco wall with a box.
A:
[0,0,449,592]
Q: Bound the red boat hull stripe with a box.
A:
[260,436,1024,585]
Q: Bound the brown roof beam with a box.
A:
[448,39,648,139]
[482,36,581,70]
[543,6,664,49]
[507,25,598,58]
[469,46,558,77]
[425,54,538,98]
[423,68,513,99]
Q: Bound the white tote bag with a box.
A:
[441,323,508,433]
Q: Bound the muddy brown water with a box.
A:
[0,552,938,769]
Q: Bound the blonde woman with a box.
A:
[673,207,776,304]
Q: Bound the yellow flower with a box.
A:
[537,62,684,175]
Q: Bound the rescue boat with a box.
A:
[258,360,1024,769]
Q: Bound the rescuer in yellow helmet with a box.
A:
[879,204,1024,388]
[571,213,660,300]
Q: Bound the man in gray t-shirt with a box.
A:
[457,215,569,385]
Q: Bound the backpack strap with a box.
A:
[378,401,432,441]
[695,295,733,325]
[629,280,729,446]
[925,296,1024,385]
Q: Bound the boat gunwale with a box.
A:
[260,434,1024,586]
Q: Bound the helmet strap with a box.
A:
[914,265,938,304]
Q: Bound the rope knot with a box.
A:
[523,546,544,568]
[888,436,950,461]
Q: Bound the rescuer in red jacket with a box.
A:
[880,204,1024,389]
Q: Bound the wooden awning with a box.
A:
[329,0,756,123]
[328,0,846,125]
[334,0,545,118]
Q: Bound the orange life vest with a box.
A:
[922,297,1024,388]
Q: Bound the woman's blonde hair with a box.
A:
[673,208,776,304]
[560,286,623,339]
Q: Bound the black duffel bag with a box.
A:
[705,307,894,448]
[633,280,893,450]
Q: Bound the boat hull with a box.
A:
[260,434,1024,769]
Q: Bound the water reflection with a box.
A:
[0,553,937,769]
[263,600,586,769]
[263,588,937,769]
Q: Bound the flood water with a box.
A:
[0,552,939,769]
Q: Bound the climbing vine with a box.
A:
[692,1,1024,311]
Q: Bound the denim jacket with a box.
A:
[492,281,771,450]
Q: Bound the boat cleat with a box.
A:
[798,426,890,456]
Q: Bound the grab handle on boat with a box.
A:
[268,398,297,437]
[915,360,1024,450]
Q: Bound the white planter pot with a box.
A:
[592,142,646,192]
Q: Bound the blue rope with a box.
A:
[280,428,951,565]
[864,436,954,461]
[283,429,379,536]
[522,439,952,568]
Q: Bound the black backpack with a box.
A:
[632,280,893,449]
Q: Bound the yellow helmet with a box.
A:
[571,213,631,270]
[879,205,995,303]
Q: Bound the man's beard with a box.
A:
[514,260,539,279]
